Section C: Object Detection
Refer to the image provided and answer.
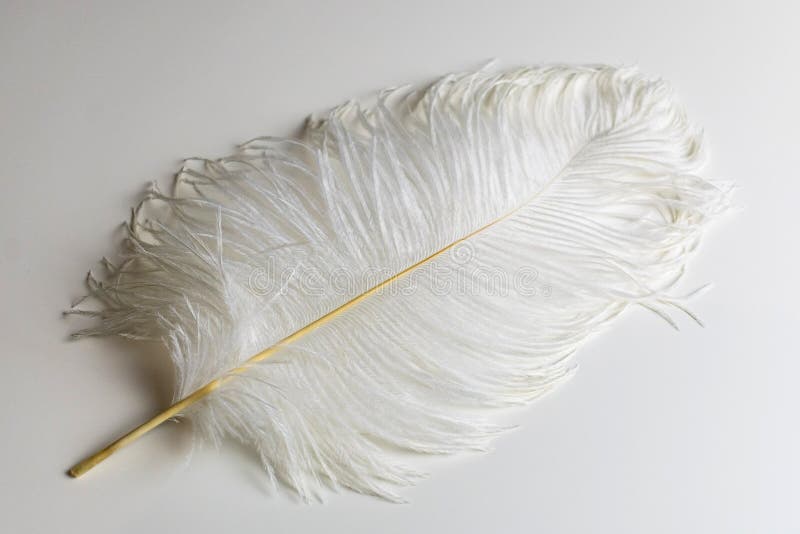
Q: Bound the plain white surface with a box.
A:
[1,1,798,532]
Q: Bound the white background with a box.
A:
[1,1,797,532]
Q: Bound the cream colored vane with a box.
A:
[68,65,729,501]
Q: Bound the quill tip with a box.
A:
[67,458,94,478]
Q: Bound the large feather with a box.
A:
[70,65,729,501]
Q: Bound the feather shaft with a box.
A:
[68,198,526,477]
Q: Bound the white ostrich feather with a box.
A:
[70,65,729,501]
